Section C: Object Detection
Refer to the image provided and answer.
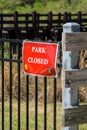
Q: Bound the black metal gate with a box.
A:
[0,39,60,130]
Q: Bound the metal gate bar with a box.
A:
[9,42,12,130]
[54,77,57,130]
[18,43,21,130]
[26,75,29,130]
[44,77,47,130]
[35,76,38,130]
[0,38,58,130]
[1,42,4,130]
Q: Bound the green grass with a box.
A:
[0,101,61,130]
[79,125,87,130]
[0,101,87,130]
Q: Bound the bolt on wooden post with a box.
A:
[62,22,80,130]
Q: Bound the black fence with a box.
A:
[0,39,60,130]
[0,11,87,41]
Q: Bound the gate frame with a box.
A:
[62,22,87,130]
[62,22,80,130]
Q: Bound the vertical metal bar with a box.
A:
[54,77,56,130]
[35,76,38,130]
[1,41,4,130]
[9,42,12,130]
[18,42,21,130]
[26,75,29,130]
[44,77,47,130]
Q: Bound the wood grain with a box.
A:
[62,69,87,88]
[62,105,87,126]
[62,32,87,51]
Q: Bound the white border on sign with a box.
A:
[22,40,59,77]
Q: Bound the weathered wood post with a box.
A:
[0,13,3,38]
[62,22,80,130]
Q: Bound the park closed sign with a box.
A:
[22,41,58,76]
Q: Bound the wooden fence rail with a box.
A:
[0,11,87,40]
[0,11,87,29]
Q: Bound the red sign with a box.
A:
[22,41,58,76]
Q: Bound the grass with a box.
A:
[1,49,87,130]
[0,101,87,130]
[0,101,62,130]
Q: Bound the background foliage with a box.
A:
[0,0,87,13]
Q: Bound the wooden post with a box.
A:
[58,13,61,26]
[25,13,29,29]
[64,12,68,23]
[78,11,81,25]
[0,13,3,38]
[48,12,52,27]
[14,11,19,38]
[62,22,80,130]
[32,11,37,29]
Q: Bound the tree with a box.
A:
[20,0,36,6]
[0,0,21,12]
